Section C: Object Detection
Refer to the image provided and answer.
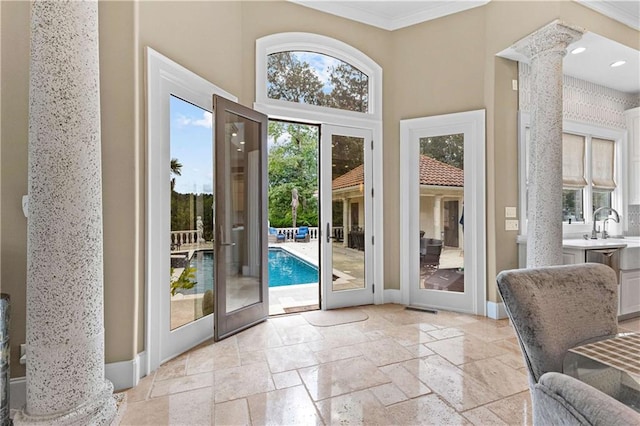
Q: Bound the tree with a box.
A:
[268,122,319,227]
[325,63,368,112]
[266,51,369,113]
[170,158,182,191]
[419,134,464,169]
[267,52,325,106]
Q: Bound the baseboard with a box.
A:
[9,376,26,411]
[10,351,148,409]
[486,301,508,319]
[105,351,147,391]
[383,289,402,304]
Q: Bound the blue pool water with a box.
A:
[268,248,318,287]
[176,249,318,294]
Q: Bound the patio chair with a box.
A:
[295,226,310,242]
[268,227,285,243]
[420,238,442,271]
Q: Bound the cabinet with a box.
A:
[619,269,640,317]
[625,107,640,205]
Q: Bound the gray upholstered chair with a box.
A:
[496,264,625,424]
[534,372,639,425]
[496,263,618,386]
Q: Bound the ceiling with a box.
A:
[291,0,640,94]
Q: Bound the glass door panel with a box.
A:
[321,125,373,309]
[413,132,470,311]
[214,95,268,340]
[169,96,215,330]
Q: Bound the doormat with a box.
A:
[302,308,368,327]
[283,304,319,314]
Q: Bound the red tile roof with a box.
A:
[332,164,364,190]
[332,156,463,190]
[419,155,463,187]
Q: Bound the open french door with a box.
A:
[321,125,374,309]
[213,95,269,340]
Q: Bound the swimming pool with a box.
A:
[176,249,318,294]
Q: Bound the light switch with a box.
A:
[505,206,517,218]
[505,220,519,231]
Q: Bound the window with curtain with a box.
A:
[561,133,616,223]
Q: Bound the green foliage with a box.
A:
[268,121,319,227]
[170,266,197,296]
[325,63,368,112]
[267,52,368,113]
[419,134,464,170]
[171,192,214,241]
[331,135,364,180]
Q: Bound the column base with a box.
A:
[13,380,117,426]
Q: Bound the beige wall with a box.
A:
[1,1,639,376]
[1,0,30,377]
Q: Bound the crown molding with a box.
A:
[576,0,640,31]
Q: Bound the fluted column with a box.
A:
[15,1,116,424]
[513,20,583,268]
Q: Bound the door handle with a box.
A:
[220,242,236,247]
[326,223,336,243]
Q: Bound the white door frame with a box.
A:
[399,110,486,315]
[321,125,374,309]
[146,48,237,373]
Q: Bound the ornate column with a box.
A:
[513,20,583,268]
[15,1,116,424]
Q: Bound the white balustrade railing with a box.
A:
[172,226,320,248]
[171,230,201,248]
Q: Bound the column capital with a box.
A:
[512,20,584,60]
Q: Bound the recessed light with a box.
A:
[240,141,245,145]
[237,148,242,152]
[231,132,237,137]
[610,60,626,68]
[571,47,586,54]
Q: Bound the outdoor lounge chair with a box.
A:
[295,226,310,242]
[268,227,285,243]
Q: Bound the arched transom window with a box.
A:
[267,51,369,113]
[256,33,382,119]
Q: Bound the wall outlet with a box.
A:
[505,220,519,231]
[505,206,517,218]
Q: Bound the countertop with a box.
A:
[517,235,640,250]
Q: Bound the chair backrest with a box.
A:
[298,226,308,235]
[496,263,618,385]
[533,372,639,426]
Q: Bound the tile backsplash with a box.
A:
[628,204,640,236]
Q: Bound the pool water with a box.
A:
[268,248,318,287]
[176,249,318,294]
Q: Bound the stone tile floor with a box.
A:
[120,305,640,425]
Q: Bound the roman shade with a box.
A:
[562,133,587,189]
[591,138,616,191]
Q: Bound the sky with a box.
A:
[170,95,213,194]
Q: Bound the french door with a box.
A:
[214,95,269,340]
[400,110,486,315]
[147,48,269,371]
[321,125,374,309]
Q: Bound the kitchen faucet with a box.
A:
[591,207,620,239]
